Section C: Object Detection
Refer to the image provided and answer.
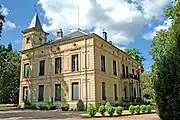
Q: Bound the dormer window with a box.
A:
[39,38,42,43]
[26,37,30,44]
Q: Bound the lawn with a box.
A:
[0,104,16,108]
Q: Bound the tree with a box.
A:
[151,0,180,119]
[0,44,20,104]
[125,48,145,72]
[0,4,5,38]
[141,72,155,100]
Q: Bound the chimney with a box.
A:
[102,30,107,41]
[57,29,63,39]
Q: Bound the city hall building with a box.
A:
[19,12,142,108]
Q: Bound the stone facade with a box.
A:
[19,13,142,109]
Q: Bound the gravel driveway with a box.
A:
[0,109,159,120]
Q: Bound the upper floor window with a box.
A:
[26,37,30,44]
[101,55,106,72]
[132,69,135,75]
[122,64,125,77]
[55,57,61,74]
[72,54,78,72]
[126,66,129,78]
[39,38,42,43]
[113,61,117,75]
[24,63,30,78]
[39,60,45,76]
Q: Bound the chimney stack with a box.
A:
[102,30,107,41]
[57,29,63,39]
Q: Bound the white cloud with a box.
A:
[38,0,171,45]
[0,5,17,30]
[3,21,17,29]
[133,0,170,21]
[0,4,9,16]
[143,18,172,40]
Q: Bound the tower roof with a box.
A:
[28,12,44,32]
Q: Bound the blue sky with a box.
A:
[0,0,172,71]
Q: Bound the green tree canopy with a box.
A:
[0,44,20,104]
[151,0,180,119]
[125,48,145,72]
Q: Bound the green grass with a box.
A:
[0,104,16,108]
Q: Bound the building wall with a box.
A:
[93,35,142,103]
[19,30,142,109]
[19,31,97,108]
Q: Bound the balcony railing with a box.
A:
[120,73,140,80]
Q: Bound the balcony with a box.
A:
[120,73,140,80]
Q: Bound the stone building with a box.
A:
[19,12,142,108]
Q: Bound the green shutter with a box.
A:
[24,64,30,77]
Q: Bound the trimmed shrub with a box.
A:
[115,100,124,107]
[29,104,37,109]
[38,104,48,110]
[135,105,140,114]
[102,101,106,106]
[95,103,101,111]
[87,104,97,117]
[105,102,111,110]
[116,106,123,116]
[107,106,115,117]
[140,105,146,113]
[61,102,69,111]
[48,104,57,110]
[129,105,135,115]
[76,100,85,111]
[146,105,152,113]
[98,105,106,116]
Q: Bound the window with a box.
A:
[114,84,118,100]
[39,60,45,76]
[72,82,79,100]
[24,63,30,78]
[132,69,135,75]
[55,57,61,74]
[39,38,42,43]
[124,87,127,99]
[113,61,117,75]
[101,55,106,72]
[102,82,106,100]
[126,66,129,78]
[134,88,136,98]
[23,87,28,102]
[38,85,44,101]
[122,64,125,77]
[55,84,61,101]
[26,37,30,44]
[72,54,78,72]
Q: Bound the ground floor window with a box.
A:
[102,82,106,100]
[38,85,44,101]
[114,84,118,100]
[134,88,136,98]
[55,84,61,101]
[23,86,28,102]
[124,87,127,99]
[72,82,79,100]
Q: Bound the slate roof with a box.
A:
[28,12,44,32]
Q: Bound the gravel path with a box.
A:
[0,109,159,120]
